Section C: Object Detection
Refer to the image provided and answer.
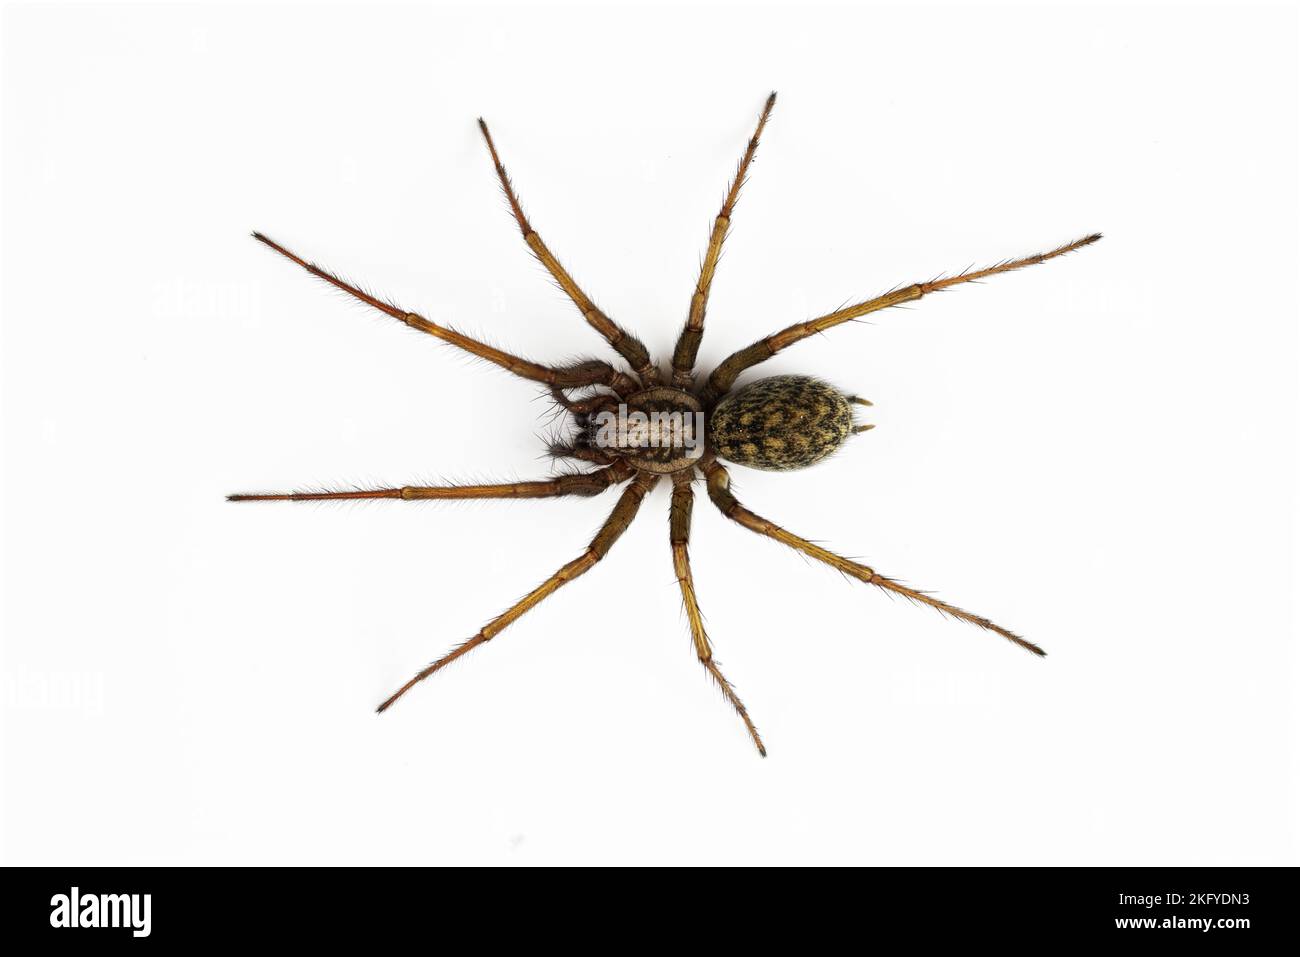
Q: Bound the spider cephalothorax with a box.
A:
[569,386,706,474]
[231,93,1100,756]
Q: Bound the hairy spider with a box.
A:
[230,93,1100,756]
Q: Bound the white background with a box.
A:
[2,1,1296,866]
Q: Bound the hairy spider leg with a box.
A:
[547,442,616,467]
[701,233,1101,404]
[377,472,657,714]
[671,92,778,387]
[228,462,633,503]
[670,470,766,756]
[251,232,638,396]
[702,461,1045,657]
[477,120,657,384]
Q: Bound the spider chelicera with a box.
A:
[230,93,1100,756]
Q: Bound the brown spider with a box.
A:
[230,93,1100,756]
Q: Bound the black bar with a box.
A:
[6,866,1292,946]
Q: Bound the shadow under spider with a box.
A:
[230,92,1101,757]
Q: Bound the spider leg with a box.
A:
[252,232,638,396]
[548,387,613,416]
[477,120,657,384]
[702,460,1045,657]
[671,92,778,388]
[701,233,1101,403]
[670,471,766,756]
[546,442,614,467]
[228,462,632,502]
[377,472,658,713]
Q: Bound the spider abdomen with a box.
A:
[709,374,855,471]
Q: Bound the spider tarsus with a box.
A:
[376,672,425,714]
[250,231,313,273]
[991,628,1046,658]
[250,230,280,252]
[226,490,384,502]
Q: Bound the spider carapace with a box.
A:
[231,93,1100,756]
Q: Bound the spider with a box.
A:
[230,93,1100,756]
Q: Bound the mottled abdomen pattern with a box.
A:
[709,374,854,471]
